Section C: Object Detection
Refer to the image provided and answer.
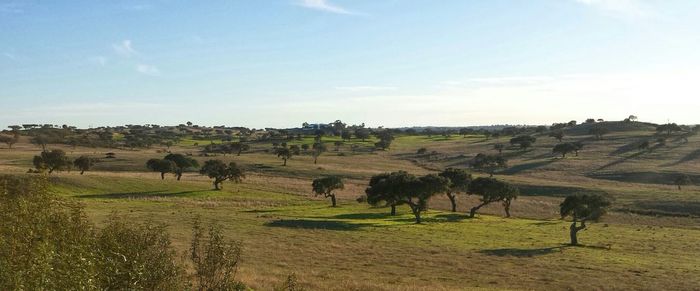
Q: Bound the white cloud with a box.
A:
[112,40,139,58]
[296,0,361,15]
[335,86,397,92]
[574,0,652,19]
[136,64,160,76]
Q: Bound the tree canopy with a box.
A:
[33,149,72,174]
[164,153,200,180]
[146,159,176,180]
[560,194,610,245]
[73,156,95,175]
[438,168,472,212]
[311,176,344,207]
[471,153,507,177]
[467,177,519,218]
[199,160,245,190]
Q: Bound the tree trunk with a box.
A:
[160,172,165,180]
[447,193,457,212]
[314,157,318,164]
[469,202,487,218]
[283,159,287,166]
[390,204,396,216]
[678,185,681,190]
[177,172,182,181]
[331,195,337,207]
[80,170,85,175]
[214,180,221,190]
[504,201,511,218]
[569,221,586,246]
[410,205,422,224]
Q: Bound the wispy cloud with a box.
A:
[3,52,17,61]
[335,86,397,92]
[136,64,160,76]
[112,40,139,58]
[574,0,652,19]
[296,0,362,15]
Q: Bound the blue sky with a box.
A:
[2,0,700,128]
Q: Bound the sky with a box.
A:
[1,0,700,129]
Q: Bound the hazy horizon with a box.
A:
[3,0,700,129]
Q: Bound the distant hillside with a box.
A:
[565,121,657,136]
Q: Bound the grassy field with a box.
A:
[1,123,699,290]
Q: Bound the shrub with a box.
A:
[190,218,246,291]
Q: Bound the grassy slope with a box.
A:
[1,123,699,289]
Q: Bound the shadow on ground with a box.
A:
[514,184,607,198]
[264,219,371,231]
[77,190,210,199]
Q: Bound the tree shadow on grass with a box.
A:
[663,149,700,166]
[502,159,556,175]
[78,190,209,199]
[480,246,567,257]
[333,212,396,220]
[433,213,471,222]
[264,219,370,231]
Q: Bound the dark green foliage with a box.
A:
[199,160,245,190]
[374,131,394,150]
[467,177,519,218]
[560,194,611,245]
[470,153,507,177]
[552,143,578,158]
[311,142,327,164]
[588,126,609,140]
[365,171,449,223]
[73,155,95,175]
[230,142,250,156]
[674,174,691,190]
[638,140,650,152]
[656,123,682,136]
[146,158,176,180]
[33,149,72,174]
[164,153,200,180]
[355,128,370,141]
[510,135,536,150]
[312,176,344,207]
[190,218,246,291]
[276,147,294,166]
[548,130,564,142]
[493,143,504,154]
[0,131,19,149]
[416,147,428,155]
[439,168,472,212]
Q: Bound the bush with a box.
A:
[275,273,305,291]
[95,216,186,290]
[190,218,246,290]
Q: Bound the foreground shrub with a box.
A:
[0,175,97,290]
[96,216,186,290]
[190,218,246,290]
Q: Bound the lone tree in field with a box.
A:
[656,123,682,136]
[674,174,692,190]
[0,131,20,149]
[33,149,72,174]
[73,156,94,175]
[438,168,472,212]
[553,143,578,158]
[229,142,250,156]
[355,128,370,142]
[275,147,294,166]
[560,194,611,246]
[311,176,344,207]
[311,142,327,164]
[146,158,176,180]
[471,153,507,177]
[365,172,406,216]
[493,143,504,154]
[467,177,519,218]
[548,130,564,142]
[589,126,609,140]
[164,153,200,180]
[199,160,245,190]
[510,135,536,150]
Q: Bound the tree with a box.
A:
[311,176,344,207]
[403,174,450,223]
[164,154,200,181]
[553,143,577,158]
[628,115,638,122]
[0,131,19,149]
[471,153,507,177]
[560,194,610,246]
[146,159,176,180]
[229,142,250,156]
[674,174,692,190]
[199,160,245,190]
[656,123,682,136]
[548,130,564,142]
[33,149,72,174]
[493,143,504,154]
[467,177,519,218]
[311,142,327,164]
[355,128,370,142]
[333,141,343,151]
[438,168,472,212]
[638,140,650,152]
[73,156,94,175]
[341,130,352,141]
[365,172,405,216]
[588,126,609,140]
[374,131,394,150]
[275,147,293,166]
[510,135,536,150]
